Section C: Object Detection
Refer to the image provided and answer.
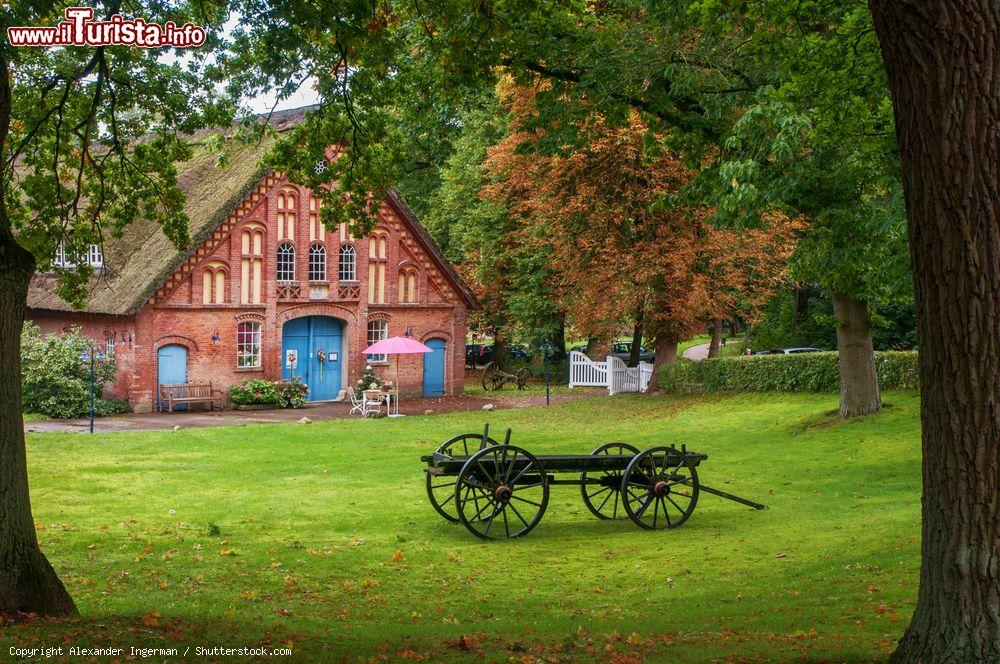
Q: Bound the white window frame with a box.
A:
[308,243,327,282]
[105,336,116,358]
[366,320,388,363]
[339,243,356,281]
[277,242,296,282]
[237,321,262,368]
[54,242,103,269]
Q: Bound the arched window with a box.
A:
[277,188,297,239]
[339,244,356,281]
[237,321,262,368]
[308,195,322,242]
[398,266,418,304]
[202,260,229,305]
[368,232,388,303]
[366,320,388,363]
[277,242,296,282]
[308,243,326,282]
[240,223,265,304]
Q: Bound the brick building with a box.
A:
[25,108,476,412]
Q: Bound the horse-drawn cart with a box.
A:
[422,425,766,539]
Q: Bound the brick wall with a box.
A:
[28,174,471,413]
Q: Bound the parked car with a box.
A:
[568,342,654,366]
[611,341,655,365]
[465,344,489,366]
[466,343,530,367]
[509,344,530,361]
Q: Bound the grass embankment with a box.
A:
[7,392,920,662]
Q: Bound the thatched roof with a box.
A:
[27,106,476,314]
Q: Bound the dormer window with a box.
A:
[54,242,102,269]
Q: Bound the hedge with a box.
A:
[658,351,919,393]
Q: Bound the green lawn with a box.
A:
[6,392,920,662]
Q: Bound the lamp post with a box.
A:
[80,345,104,434]
[539,341,555,406]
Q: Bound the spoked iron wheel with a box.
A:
[426,433,498,522]
[455,444,549,539]
[481,362,499,391]
[580,442,639,520]
[620,446,699,530]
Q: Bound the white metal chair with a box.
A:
[362,389,384,417]
[348,390,366,417]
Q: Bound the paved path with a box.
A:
[682,342,711,360]
[25,387,603,434]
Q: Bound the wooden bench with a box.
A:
[158,382,224,413]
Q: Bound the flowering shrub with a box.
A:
[21,323,129,418]
[355,364,384,397]
[229,378,310,408]
[228,379,279,406]
[276,378,309,408]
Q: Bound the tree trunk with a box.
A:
[628,306,644,367]
[707,317,723,358]
[586,336,609,362]
[645,336,678,394]
[832,291,881,418]
[0,52,76,619]
[551,316,567,362]
[0,239,77,619]
[871,3,1000,661]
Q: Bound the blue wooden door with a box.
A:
[282,316,343,401]
[157,344,187,410]
[422,338,446,397]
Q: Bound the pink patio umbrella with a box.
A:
[362,335,432,416]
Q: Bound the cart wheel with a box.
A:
[426,433,499,522]
[580,442,640,520]
[481,362,497,391]
[515,368,528,389]
[620,446,699,530]
[455,444,549,539]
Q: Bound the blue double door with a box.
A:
[282,316,343,401]
[422,338,446,397]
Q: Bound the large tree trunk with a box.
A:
[0,52,77,618]
[645,336,678,394]
[551,316,567,363]
[871,4,1000,661]
[628,306,644,367]
[0,239,77,619]
[707,317,723,358]
[832,291,881,418]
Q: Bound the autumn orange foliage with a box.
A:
[482,83,799,376]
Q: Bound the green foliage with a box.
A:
[20,323,126,419]
[750,289,917,351]
[659,351,919,393]
[276,378,309,409]
[3,2,234,304]
[229,378,309,408]
[228,379,279,406]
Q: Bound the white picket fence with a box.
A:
[568,351,653,394]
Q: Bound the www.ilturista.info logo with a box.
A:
[7,7,206,48]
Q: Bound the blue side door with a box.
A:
[282,316,343,401]
[422,338,446,397]
[157,344,187,411]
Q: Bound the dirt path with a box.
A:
[682,342,711,360]
[25,386,605,434]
